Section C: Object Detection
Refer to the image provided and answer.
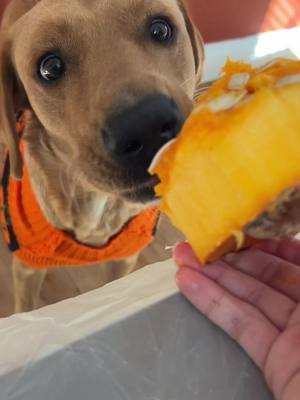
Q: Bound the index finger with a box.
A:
[255,239,300,265]
[225,247,300,302]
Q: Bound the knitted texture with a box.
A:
[0,115,159,269]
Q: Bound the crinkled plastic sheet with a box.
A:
[0,259,273,400]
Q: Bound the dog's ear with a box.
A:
[178,0,205,85]
[0,0,38,180]
[1,0,41,31]
[0,36,23,179]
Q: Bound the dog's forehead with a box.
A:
[28,0,182,19]
[12,0,186,65]
[11,0,184,46]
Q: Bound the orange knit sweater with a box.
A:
[0,116,159,269]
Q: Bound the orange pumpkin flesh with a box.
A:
[149,59,300,264]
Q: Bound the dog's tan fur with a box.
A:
[0,0,204,313]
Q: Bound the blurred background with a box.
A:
[187,0,300,42]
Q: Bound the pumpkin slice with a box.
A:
[149,58,300,264]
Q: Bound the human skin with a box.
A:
[174,240,300,400]
[0,0,9,19]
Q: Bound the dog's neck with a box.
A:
[24,149,144,248]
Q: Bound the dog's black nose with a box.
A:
[103,95,184,170]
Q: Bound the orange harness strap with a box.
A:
[0,115,159,269]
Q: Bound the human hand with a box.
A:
[0,0,9,19]
[174,240,300,400]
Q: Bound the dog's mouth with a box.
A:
[121,175,161,203]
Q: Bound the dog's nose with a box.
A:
[103,95,184,169]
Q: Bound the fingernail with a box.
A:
[174,256,185,269]
[173,242,203,270]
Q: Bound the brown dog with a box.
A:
[0,0,204,313]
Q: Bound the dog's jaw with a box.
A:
[24,146,145,248]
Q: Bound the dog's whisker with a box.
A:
[180,77,193,89]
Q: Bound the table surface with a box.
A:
[0,260,273,400]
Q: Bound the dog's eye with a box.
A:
[39,54,65,81]
[150,19,174,44]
